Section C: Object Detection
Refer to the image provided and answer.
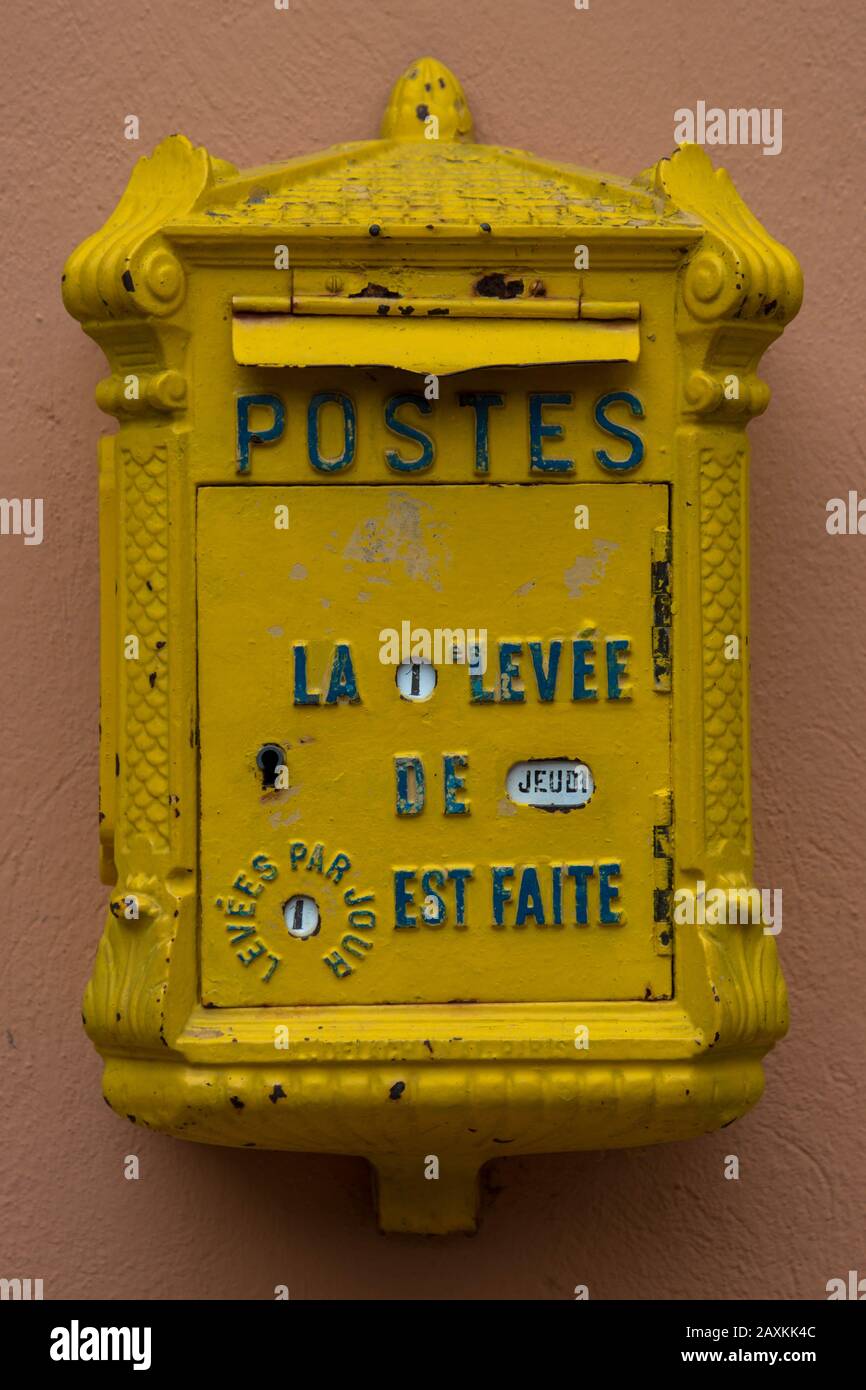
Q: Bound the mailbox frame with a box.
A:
[65,58,800,1232]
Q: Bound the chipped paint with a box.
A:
[343,490,448,589]
[564,539,619,597]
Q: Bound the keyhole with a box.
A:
[395,660,436,701]
[282,894,320,939]
[256,743,287,790]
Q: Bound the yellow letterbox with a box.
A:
[64,58,801,1233]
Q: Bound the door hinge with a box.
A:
[651,525,672,692]
[652,788,673,956]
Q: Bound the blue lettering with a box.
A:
[529,393,574,473]
[606,638,630,699]
[498,643,525,702]
[385,394,435,472]
[395,757,425,816]
[594,391,645,472]
[236,393,285,474]
[394,870,417,928]
[448,868,473,926]
[420,870,447,926]
[529,639,561,701]
[572,640,597,701]
[307,392,356,472]
[458,392,503,474]
[293,644,319,705]
[567,864,594,924]
[599,862,622,924]
[515,867,545,926]
[492,866,514,926]
[325,643,360,704]
[443,754,469,815]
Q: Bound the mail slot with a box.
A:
[64,57,802,1233]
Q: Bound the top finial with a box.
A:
[381,57,473,142]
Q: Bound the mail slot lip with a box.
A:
[231,312,641,374]
[233,293,642,321]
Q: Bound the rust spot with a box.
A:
[475,272,524,299]
[349,282,400,299]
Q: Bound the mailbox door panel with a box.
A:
[197,482,671,1006]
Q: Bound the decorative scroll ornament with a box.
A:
[698,873,789,1049]
[84,872,176,1051]
[63,135,236,322]
[646,143,803,326]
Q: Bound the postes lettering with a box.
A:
[236,389,645,475]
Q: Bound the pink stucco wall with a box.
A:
[1,0,863,1298]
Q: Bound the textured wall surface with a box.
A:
[1,0,863,1300]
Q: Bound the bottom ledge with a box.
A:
[371,1156,480,1235]
[98,1053,771,1233]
